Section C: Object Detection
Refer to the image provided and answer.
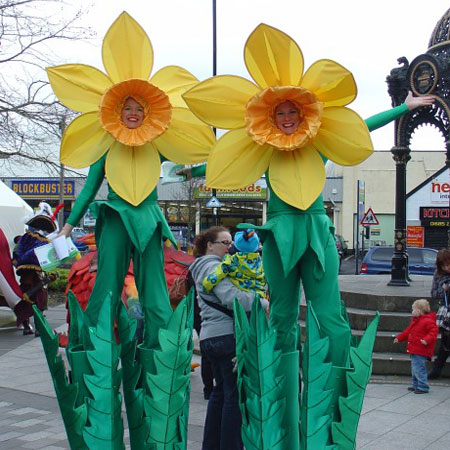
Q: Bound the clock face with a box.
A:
[411,60,438,95]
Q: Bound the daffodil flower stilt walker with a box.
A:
[32,12,215,449]
[182,23,434,449]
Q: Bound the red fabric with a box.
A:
[0,228,23,303]
[163,246,194,289]
[396,312,438,358]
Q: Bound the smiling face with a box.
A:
[274,100,301,135]
[121,97,145,129]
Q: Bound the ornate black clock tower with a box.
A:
[386,8,450,285]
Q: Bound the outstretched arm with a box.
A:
[58,156,106,238]
[365,91,434,132]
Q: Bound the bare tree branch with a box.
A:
[0,0,93,175]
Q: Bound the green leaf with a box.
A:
[33,305,88,450]
[300,302,335,450]
[81,292,125,449]
[116,303,153,449]
[331,313,380,450]
[234,299,287,450]
[143,295,193,448]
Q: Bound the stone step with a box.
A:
[372,352,450,377]
[340,290,438,312]
[299,304,413,331]
[299,322,444,354]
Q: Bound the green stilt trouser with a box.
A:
[263,230,351,447]
[264,235,350,366]
[85,207,173,349]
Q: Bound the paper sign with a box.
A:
[34,237,80,271]
[161,161,186,185]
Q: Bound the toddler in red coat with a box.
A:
[394,299,438,394]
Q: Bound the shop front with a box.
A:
[406,166,450,249]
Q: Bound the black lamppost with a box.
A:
[211,0,219,226]
[388,145,410,286]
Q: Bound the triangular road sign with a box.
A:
[360,207,379,225]
[206,195,222,208]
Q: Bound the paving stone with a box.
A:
[395,412,450,438]
[11,418,47,428]
[18,431,56,442]
[358,430,438,449]
[0,431,23,441]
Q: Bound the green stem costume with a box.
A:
[68,154,175,349]
[34,153,194,450]
[192,104,408,449]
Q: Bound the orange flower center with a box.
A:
[245,86,323,151]
[99,79,172,146]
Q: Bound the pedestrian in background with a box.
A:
[394,299,438,393]
[189,226,268,450]
[428,248,450,379]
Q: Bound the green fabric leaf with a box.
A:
[33,305,88,450]
[331,312,380,450]
[234,299,287,450]
[143,295,193,448]
[81,292,125,449]
[116,303,152,449]
[300,302,335,450]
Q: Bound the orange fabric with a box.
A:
[99,79,172,146]
[245,86,322,150]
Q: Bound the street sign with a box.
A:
[360,208,379,225]
[205,195,222,208]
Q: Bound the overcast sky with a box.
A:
[63,0,450,153]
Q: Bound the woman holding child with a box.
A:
[189,226,268,450]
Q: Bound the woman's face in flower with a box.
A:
[274,100,301,135]
[121,97,145,129]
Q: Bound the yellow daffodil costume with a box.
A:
[34,12,215,449]
[184,23,411,449]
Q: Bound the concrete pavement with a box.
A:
[1,274,450,449]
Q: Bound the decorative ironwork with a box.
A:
[387,7,450,285]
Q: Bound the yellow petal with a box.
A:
[60,112,114,168]
[244,23,304,88]
[153,108,215,164]
[102,12,153,83]
[269,145,325,210]
[206,129,273,189]
[183,75,259,129]
[150,66,198,108]
[105,142,160,206]
[301,59,357,107]
[46,65,111,113]
[314,107,373,165]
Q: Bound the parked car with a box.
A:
[335,234,349,256]
[361,246,437,275]
[71,227,88,252]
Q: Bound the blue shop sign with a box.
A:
[11,179,75,199]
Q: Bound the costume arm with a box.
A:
[67,156,106,226]
[364,104,409,132]
[191,164,206,178]
[202,256,231,292]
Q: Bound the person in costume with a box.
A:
[39,12,215,449]
[180,23,435,448]
[53,13,215,348]
[12,202,61,334]
[202,229,267,298]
